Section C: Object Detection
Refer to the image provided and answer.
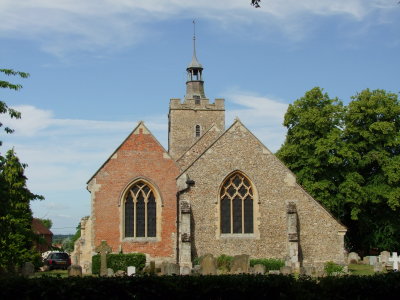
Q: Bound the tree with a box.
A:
[0,68,43,273]
[0,69,29,140]
[340,89,400,251]
[251,0,261,8]
[0,149,43,272]
[276,87,346,216]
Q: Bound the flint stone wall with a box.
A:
[178,121,346,265]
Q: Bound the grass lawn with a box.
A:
[33,269,68,278]
[348,264,375,275]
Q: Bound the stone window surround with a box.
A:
[215,170,261,240]
[119,177,163,242]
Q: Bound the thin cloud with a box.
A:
[0,0,393,56]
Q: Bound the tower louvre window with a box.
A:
[195,125,201,137]
[220,172,254,234]
[124,181,157,238]
[194,95,200,104]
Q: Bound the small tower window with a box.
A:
[195,125,201,137]
[194,95,200,105]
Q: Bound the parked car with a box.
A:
[43,252,71,270]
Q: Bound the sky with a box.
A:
[1,0,399,234]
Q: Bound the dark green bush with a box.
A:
[250,258,284,271]
[92,253,146,274]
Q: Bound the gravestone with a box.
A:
[373,262,384,272]
[379,251,390,265]
[115,270,126,277]
[368,256,378,266]
[107,268,114,276]
[348,252,361,264]
[280,266,292,275]
[253,264,266,274]
[268,270,280,275]
[160,262,179,275]
[192,265,201,275]
[95,240,112,276]
[21,262,35,277]
[389,252,400,271]
[127,266,136,276]
[230,254,250,274]
[68,265,82,277]
[181,266,191,275]
[200,254,217,275]
[300,266,315,276]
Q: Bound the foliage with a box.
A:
[277,87,400,253]
[1,273,400,299]
[0,69,29,139]
[216,254,233,271]
[0,149,44,273]
[92,253,146,274]
[250,258,285,271]
[38,218,52,229]
[251,0,261,8]
[324,261,344,276]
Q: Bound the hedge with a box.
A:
[92,253,146,274]
[1,273,400,299]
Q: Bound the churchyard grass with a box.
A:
[33,269,68,278]
[348,264,375,276]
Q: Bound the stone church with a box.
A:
[73,38,346,274]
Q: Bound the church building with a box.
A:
[74,35,347,274]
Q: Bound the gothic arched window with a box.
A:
[220,172,254,234]
[124,181,157,238]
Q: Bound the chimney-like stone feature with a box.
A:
[287,201,300,272]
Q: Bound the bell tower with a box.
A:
[168,22,225,160]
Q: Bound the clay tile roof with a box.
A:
[32,218,53,236]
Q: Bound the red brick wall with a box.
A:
[91,126,179,259]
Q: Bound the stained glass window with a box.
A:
[220,172,254,234]
[124,181,157,238]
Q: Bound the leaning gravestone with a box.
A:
[379,251,391,266]
[253,264,266,275]
[21,262,35,277]
[95,240,112,276]
[200,254,217,275]
[160,262,180,275]
[348,252,361,264]
[230,254,250,274]
[68,265,82,277]
[127,266,136,276]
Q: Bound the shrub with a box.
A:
[92,253,146,275]
[217,254,233,271]
[324,261,344,276]
[250,258,284,271]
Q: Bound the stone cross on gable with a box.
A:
[95,240,112,276]
[389,252,400,271]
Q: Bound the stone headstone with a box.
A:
[127,266,136,276]
[200,254,217,275]
[280,266,292,275]
[95,240,112,276]
[253,264,266,275]
[107,268,114,276]
[160,262,180,275]
[181,266,191,275]
[389,252,400,271]
[379,251,390,265]
[68,265,82,277]
[373,262,385,273]
[368,256,378,266]
[268,270,280,275]
[21,262,35,277]
[230,254,250,274]
[192,265,201,275]
[348,252,361,264]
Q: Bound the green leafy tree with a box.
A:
[38,218,53,229]
[0,149,44,272]
[276,87,346,216]
[0,68,43,273]
[341,89,400,251]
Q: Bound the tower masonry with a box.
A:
[168,32,225,160]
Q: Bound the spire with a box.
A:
[188,20,202,69]
[185,20,205,99]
